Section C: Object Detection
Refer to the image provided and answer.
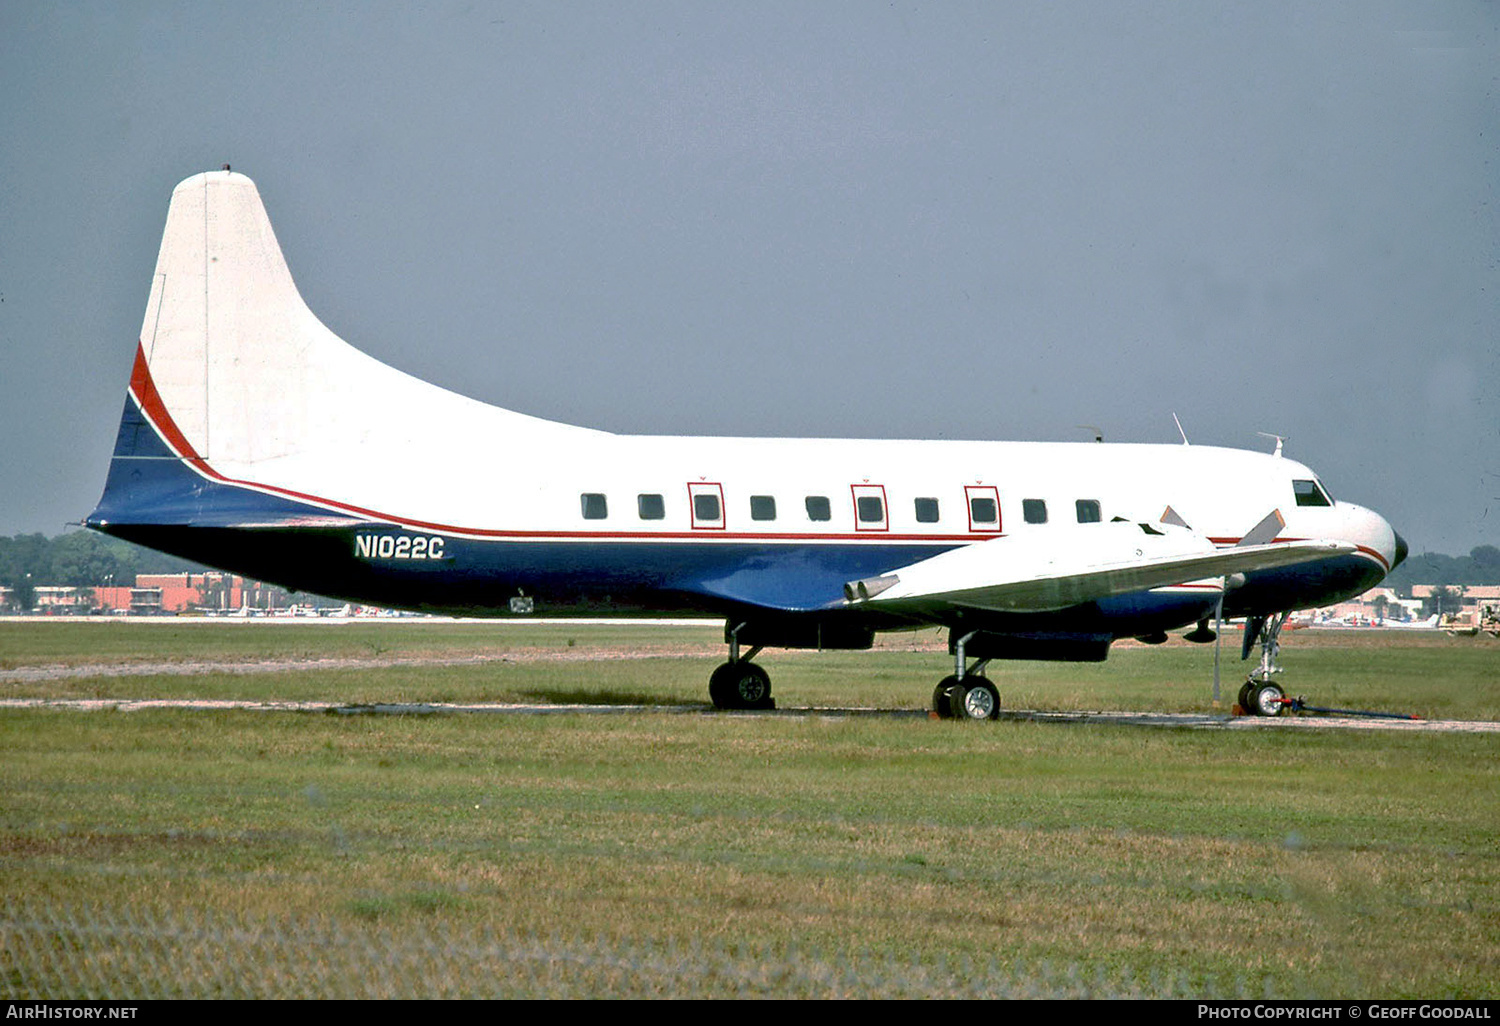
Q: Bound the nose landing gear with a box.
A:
[1237,611,1291,716]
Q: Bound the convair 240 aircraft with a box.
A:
[86,171,1407,719]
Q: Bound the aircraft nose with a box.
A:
[1340,503,1402,579]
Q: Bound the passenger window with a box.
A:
[914,498,940,523]
[852,484,888,530]
[1075,499,1101,523]
[688,482,725,529]
[750,495,776,521]
[805,496,831,522]
[1023,499,1048,524]
[1293,479,1332,507]
[581,493,608,520]
[964,485,1001,532]
[694,493,721,522]
[638,494,665,520]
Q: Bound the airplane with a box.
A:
[1380,614,1441,630]
[84,170,1408,719]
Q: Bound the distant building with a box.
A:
[1311,586,1420,624]
[1411,584,1500,622]
[103,573,290,614]
[3,573,291,615]
[93,585,134,612]
[1312,584,1500,624]
[32,586,96,613]
[1411,584,1500,604]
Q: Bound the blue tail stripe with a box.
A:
[89,395,358,529]
[111,393,174,459]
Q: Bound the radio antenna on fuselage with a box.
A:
[1257,432,1287,457]
[1172,413,1190,446]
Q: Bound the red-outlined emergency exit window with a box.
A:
[687,482,725,530]
[965,485,1001,533]
[850,484,888,532]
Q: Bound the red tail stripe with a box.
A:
[130,342,217,477]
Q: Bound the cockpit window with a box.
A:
[1293,479,1332,507]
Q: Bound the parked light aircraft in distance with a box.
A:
[85,171,1408,719]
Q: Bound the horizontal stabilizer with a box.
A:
[850,521,1354,614]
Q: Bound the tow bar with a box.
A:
[1277,696,1423,721]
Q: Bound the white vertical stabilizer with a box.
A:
[137,171,599,519]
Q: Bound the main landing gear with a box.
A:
[708,623,775,710]
[931,631,1001,721]
[1237,611,1291,717]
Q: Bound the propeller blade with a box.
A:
[1160,505,1192,530]
[1239,509,1286,548]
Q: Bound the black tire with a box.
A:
[933,675,964,719]
[709,663,734,708]
[1237,681,1257,712]
[1249,682,1287,717]
[709,661,773,710]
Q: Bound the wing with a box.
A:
[845,521,1354,614]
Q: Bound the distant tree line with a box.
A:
[0,531,206,609]
[1381,545,1500,592]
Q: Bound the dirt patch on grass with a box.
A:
[0,830,226,857]
[0,645,730,685]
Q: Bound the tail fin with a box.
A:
[88,170,592,533]
[132,170,358,466]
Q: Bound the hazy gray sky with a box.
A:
[1,2,1495,555]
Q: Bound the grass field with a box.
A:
[1,621,1496,997]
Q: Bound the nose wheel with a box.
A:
[1238,680,1288,717]
[1237,611,1291,716]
